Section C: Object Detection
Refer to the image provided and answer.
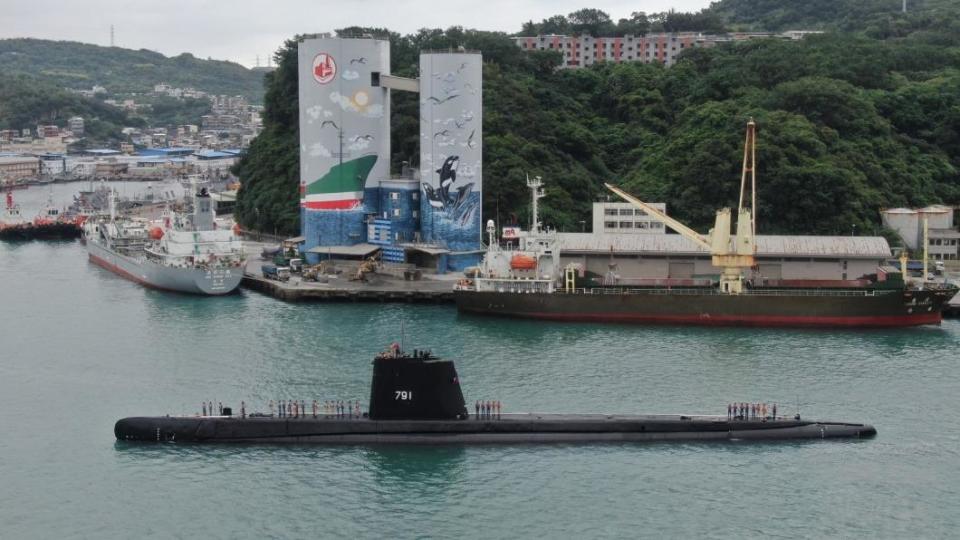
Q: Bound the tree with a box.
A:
[616,12,651,36]
[567,8,615,36]
[539,15,572,35]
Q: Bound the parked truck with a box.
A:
[262,264,290,282]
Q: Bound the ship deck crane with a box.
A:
[605,120,759,294]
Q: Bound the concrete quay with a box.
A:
[241,252,455,304]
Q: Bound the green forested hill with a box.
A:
[707,0,960,34]
[0,38,265,100]
[235,4,960,236]
[0,75,143,141]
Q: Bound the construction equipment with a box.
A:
[351,254,381,283]
[605,120,759,294]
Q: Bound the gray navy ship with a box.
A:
[83,187,245,295]
[115,346,877,444]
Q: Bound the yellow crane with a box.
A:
[605,120,759,294]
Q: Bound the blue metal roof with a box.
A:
[194,150,235,159]
[137,147,195,157]
[137,157,189,163]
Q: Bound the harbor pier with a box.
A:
[241,255,455,303]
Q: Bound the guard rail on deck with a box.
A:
[557,287,897,298]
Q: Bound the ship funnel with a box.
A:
[368,350,469,420]
[193,187,215,231]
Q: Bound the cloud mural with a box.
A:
[308,142,332,157]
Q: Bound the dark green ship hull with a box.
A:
[455,286,956,327]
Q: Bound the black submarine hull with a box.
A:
[115,413,877,444]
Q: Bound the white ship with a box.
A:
[83,187,245,295]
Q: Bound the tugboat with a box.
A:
[0,189,82,241]
[114,344,877,444]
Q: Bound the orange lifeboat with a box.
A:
[510,254,537,270]
[149,227,164,240]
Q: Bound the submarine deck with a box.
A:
[115,413,877,444]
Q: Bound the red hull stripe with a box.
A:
[88,253,182,294]
[470,310,942,328]
[303,200,360,210]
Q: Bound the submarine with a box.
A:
[115,346,877,444]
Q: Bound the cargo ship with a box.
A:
[115,343,876,444]
[454,122,958,328]
[83,187,245,295]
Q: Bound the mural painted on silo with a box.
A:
[419,53,482,252]
[297,38,390,211]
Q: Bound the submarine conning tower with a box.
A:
[368,348,469,420]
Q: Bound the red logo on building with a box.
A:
[312,53,337,84]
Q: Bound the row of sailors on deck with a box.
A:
[476,400,502,419]
[728,402,778,421]
[200,400,364,418]
[376,343,434,359]
[270,399,363,418]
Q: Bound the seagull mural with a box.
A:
[427,95,459,105]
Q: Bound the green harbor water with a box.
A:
[2,236,959,538]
